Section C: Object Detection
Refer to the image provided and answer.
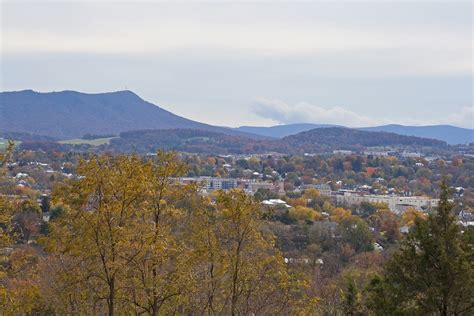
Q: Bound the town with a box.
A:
[5,145,473,227]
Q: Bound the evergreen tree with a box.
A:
[367,180,474,315]
[341,279,363,316]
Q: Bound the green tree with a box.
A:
[367,180,474,315]
[340,216,374,253]
[341,279,364,316]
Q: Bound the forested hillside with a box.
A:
[283,127,446,151]
[104,127,447,154]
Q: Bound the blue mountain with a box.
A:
[236,123,472,145]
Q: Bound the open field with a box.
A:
[0,138,6,150]
[58,137,115,146]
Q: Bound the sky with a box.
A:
[1,0,473,128]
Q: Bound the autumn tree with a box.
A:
[369,209,400,244]
[401,206,427,227]
[122,151,195,315]
[0,141,14,246]
[0,141,44,313]
[187,190,308,315]
[44,154,152,314]
[42,152,200,315]
[329,207,351,223]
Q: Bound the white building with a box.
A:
[333,150,352,155]
[335,191,439,214]
[402,152,422,158]
[363,151,389,157]
[178,177,238,190]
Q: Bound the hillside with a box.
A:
[0,90,258,140]
[282,127,447,152]
[235,123,472,144]
[102,127,447,154]
[107,129,286,154]
[235,123,338,138]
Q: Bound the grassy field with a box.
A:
[59,137,115,146]
[0,138,6,150]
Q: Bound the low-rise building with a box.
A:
[335,191,439,213]
[333,150,352,155]
[302,183,331,196]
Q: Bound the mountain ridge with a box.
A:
[0,90,262,140]
[2,89,471,144]
[236,123,472,145]
[98,126,447,154]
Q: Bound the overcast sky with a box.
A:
[1,0,472,128]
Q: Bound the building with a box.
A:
[402,152,422,158]
[363,151,389,157]
[247,179,286,195]
[335,191,439,214]
[178,177,238,190]
[302,183,331,196]
[201,177,238,190]
[247,181,274,193]
[333,150,352,155]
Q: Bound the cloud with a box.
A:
[252,98,474,129]
[437,106,474,129]
[252,98,384,127]
[2,2,471,77]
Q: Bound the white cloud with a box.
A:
[436,106,474,129]
[252,98,474,129]
[252,98,384,127]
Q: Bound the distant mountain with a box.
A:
[104,127,446,154]
[0,90,260,140]
[235,123,338,138]
[235,123,472,145]
[360,124,473,145]
[3,90,469,145]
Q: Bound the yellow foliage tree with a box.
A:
[330,207,352,223]
[186,190,309,314]
[43,152,195,315]
[0,142,42,314]
[303,188,320,200]
[401,207,427,227]
[289,206,322,222]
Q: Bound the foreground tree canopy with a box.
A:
[39,152,308,314]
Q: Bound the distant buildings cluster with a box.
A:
[178,176,441,214]
[333,191,439,214]
[177,176,285,195]
[333,149,423,159]
[303,183,440,213]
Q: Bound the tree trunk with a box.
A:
[108,279,115,316]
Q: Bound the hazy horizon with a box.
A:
[2,88,473,130]
[1,1,472,128]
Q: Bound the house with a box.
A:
[261,199,291,208]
